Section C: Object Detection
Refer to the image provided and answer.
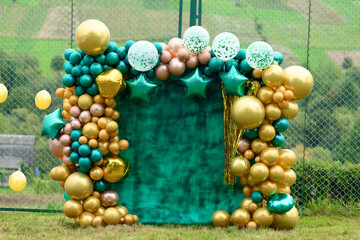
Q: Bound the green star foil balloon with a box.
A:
[212,32,240,61]
[183,26,210,53]
[268,194,294,214]
[126,73,158,103]
[220,65,248,96]
[180,68,212,99]
[41,108,65,140]
[128,41,159,72]
[246,41,274,69]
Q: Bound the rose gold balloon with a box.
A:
[169,58,186,76]
[205,46,212,52]
[63,123,72,135]
[90,103,104,117]
[69,106,81,118]
[168,38,184,57]
[62,155,72,165]
[186,55,198,69]
[198,51,211,65]
[178,48,190,61]
[79,110,92,124]
[155,64,170,81]
[71,119,82,130]
[59,134,71,146]
[237,139,251,153]
[160,43,169,51]
[160,50,172,64]
[63,146,71,156]
[49,137,64,160]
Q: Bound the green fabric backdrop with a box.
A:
[112,74,245,224]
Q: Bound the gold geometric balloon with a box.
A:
[283,66,313,100]
[212,210,231,227]
[96,69,126,98]
[272,206,299,229]
[102,156,128,183]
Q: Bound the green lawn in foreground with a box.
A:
[0,212,359,240]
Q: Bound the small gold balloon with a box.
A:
[246,221,257,229]
[64,172,94,200]
[269,165,285,182]
[265,103,281,121]
[133,215,139,223]
[109,142,120,155]
[252,69,263,78]
[96,69,126,98]
[82,122,100,139]
[243,149,255,160]
[278,149,296,169]
[78,136,88,145]
[55,165,71,181]
[273,91,284,103]
[230,157,250,177]
[92,191,101,198]
[261,147,279,166]
[272,206,299,229]
[102,156,128,182]
[79,211,95,227]
[50,167,58,180]
[252,207,274,227]
[258,124,276,142]
[98,141,110,155]
[99,129,110,141]
[59,181,65,188]
[231,96,265,130]
[103,207,121,225]
[255,156,261,163]
[212,210,231,227]
[277,185,291,194]
[239,176,247,186]
[88,139,99,148]
[106,121,118,133]
[250,163,269,181]
[251,138,268,154]
[281,100,298,119]
[115,206,129,218]
[92,216,105,227]
[78,94,93,110]
[8,171,27,191]
[75,19,110,56]
[95,206,105,216]
[231,209,250,228]
[119,139,129,150]
[90,167,103,181]
[0,83,8,103]
[124,214,135,225]
[257,86,274,105]
[100,190,119,207]
[262,65,284,88]
[243,185,252,197]
[260,180,278,196]
[278,169,296,187]
[241,197,260,214]
[83,196,101,213]
[63,200,83,218]
[283,66,313,100]
[35,90,51,110]
[246,174,260,187]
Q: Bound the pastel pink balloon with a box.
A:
[62,155,72,166]
[186,55,199,69]
[168,38,184,57]
[63,123,72,135]
[70,119,82,130]
[49,137,64,160]
[155,64,170,81]
[63,146,71,156]
[198,51,212,65]
[59,134,71,146]
[169,58,186,76]
[69,106,81,118]
[160,43,169,51]
[79,110,91,124]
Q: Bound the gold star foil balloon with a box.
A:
[96,69,126,98]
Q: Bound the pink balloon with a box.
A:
[198,51,212,65]
[168,38,184,57]
[155,64,170,81]
[186,55,199,69]
[205,46,212,52]
[59,134,71,146]
[178,48,190,61]
[69,106,81,118]
[160,43,169,51]
[63,123,72,135]
[169,58,186,76]
[160,50,172,64]
[62,155,72,166]
[49,137,64,160]
[63,146,71,156]
[79,110,91,124]
[70,118,82,130]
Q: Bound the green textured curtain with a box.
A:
[112,74,245,224]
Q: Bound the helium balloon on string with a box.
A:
[35,90,51,110]
[212,32,240,61]
[128,41,159,72]
[9,171,27,191]
[0,83,8,103]
[246,41,274,69]
[183,26,210,53]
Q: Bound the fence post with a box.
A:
[178,0,183,38]
[190,0,197,26]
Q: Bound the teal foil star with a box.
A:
[41,108,65,140]
[220,65,248,96]
[126,73,158,103]
[180,68,212,99]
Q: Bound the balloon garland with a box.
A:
[41,19,313,229]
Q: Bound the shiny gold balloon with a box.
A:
[124,214,135,225]
[8,171,27,191]
[272,206,299,229]
[278,149,296,169]
[79,211,95,227]
[260,180,278,196]
[283,66,313,100]
[102,156,128,182]
[250,163,269,181]
[83,196,101,213]
[265,103,281,121]
[239,176,247,186]
[96,69,126,98]
[100,190,119,207]
[251,138,268,154]
[277,185,291,194]
[115,206,129,218]
[243,185,252,197]
[257,86,274,105]
[50,167,58,180]
[92,191,101,198]
[90,167,103,181]
[55,165,71,181]
[82,122,99,139]
[278,169,296,187]
[241,197,260,214]
[95,206,105,216]
[258,124,276,142]
[212,210,231,227]
[63,200,83,218]
[230,157,250,177]
[231,209,250,228]
[0,83,8,103]
[98,141,109,155]
[246,221,257,229]
[261,147,279,166]
[35,90,51,110]
[92,216,105,227]
[133,215,139,223]
[75,19,110,56]
[262,65,284,88]
[109,142,120,155]
[103,207,121,225]
[281,101,298,119]
[244,149,255,160]
[78,94,93,110]
[246,174,260,187]
[252,207,274,227]
[64,172,93,200]
[269,165,285,182]
[231,96,265,130]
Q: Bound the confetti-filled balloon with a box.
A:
[0,83,8,103]
[9,171,27,191]
[128,41,159,72]
[35,90,51,110]
[246,41,274,69]
[212,32,240,61]
[183,26,210,53]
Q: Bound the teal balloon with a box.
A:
[64,192,72,201]
[69,52,82,65]
[90,62,104,76]
[271,133,285,147]
[251,191,263,203]
[106,52,120,66]
[117,47,127,59]
[64,49,76,61]
[146,69,155,78]
[71,67,81,77]
[126,73,158,103]
[81,65,90,74]
[180,68,212,99]
[125,40,135,51]
[235,49,247,61]
[62,74,75,87]
[268,194,294,214]
[106,41,118,53]
[94,180,108,192]
[41,108,65,140]
[78,144,91,157]
[273,117,289,133]
[225,59,239,72]
[80,74,93,88]
[79,157,91,169]
[273,51,283,65]
[70,130,82,141]
[208,57,224,72]
[83,55,94,66]
[116,61,129,73]
[71,141,80,151]
[70,151,80,164]
[244,128,258,139]
[90,148,103,163]
[130,67,139,76]
[86,82,100,96]
[203,66,214,77]
[95,54,106,64]
[75,86,85,96]
[77,165,91,173]
[63,61,73,74]
[153,42,163,54]
[239,59,253,74]
[219,66,248,96]
[103,65,112,71]
[77,49,85,57]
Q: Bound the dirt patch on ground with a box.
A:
[0,194,62,208]
[325,50,360,69]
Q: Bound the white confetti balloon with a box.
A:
[128,41,159,72]
[212,32,240,61]
[246,41,274,69]
[183,26,210,53]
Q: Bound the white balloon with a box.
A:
[128,41,159,72]
[183,26,210,53]
[212,32,240,61]
[246,41,274,69]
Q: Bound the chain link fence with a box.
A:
[0,0,359,215]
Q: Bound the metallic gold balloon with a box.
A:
[277,185,291,194]
[278,169,296,187]
[95,206,105,216]
[90,167,103,181]
[262,65,284,88]
[250,163,269,181]
[258,124,276,142]
[237,139,251,153]
[261,147,279,166]
[269,165,285,182]
[257,86,274,105]
[241,197,261,214]
[35,90,51,110]
[124,214,135,225]
[252,207,274,227]
[230,157,250,177]
[79,211,95,227]
[115,206,129,218]
[231,209,250,228]
[92,216,105,227]
[246,174,260,187]
[212,210,231,227]
[278,149,296,169]
[251,138,268,154]
[103,207,121,225]
[50,167,58,180]
[63,200,83,218]
[281,101,298,119]
[75,19,110,56]
[272,206,299,229]
[133,215,139,223]
[8,171,27,191]
[231,96,265,130]
[260,180,278,196]
[78,94,93,110]
[244,149,255,160]
[0,83,8,103]
[109,142,120,155]
[98,141,109,155]
[55,165,71,181]
[83,196,100,213]
[243,185,252,197]
[82,122,99,139]
[99,190,119,207]
[102,156,128,182]
[96,69,126,98]
[64,172,94,200]
[92,191,101,198]
[283,66,313,100]
[265,103,281,121]
[246,221,257,229]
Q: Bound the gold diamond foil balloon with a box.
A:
[96,69,126,98]
[102,156,128,183]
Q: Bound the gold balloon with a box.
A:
[124,214,135,225]
[8,171,27,191]
[262,65,284,88]
[257,86,274,105]
[82,122,100,139]
[231,209,250,228]
[102,156,128,182]
[50,167,58,180]
[63,200,83,218]
[98,141,109,155]
[251,138,268,154]
[278,149,296,169]
[230,157,250,177]
[243,149,255,160]
[272,206,299,229]
[231,96,265,130]
[103,207,121,225]
[278,169,296,187]
[283,66,313,100]
[260,180,278,196]
[239,176,247,186]
[252,207,274,227]
[35,90,51,110]
[90,167,103,181]
[115,206,129,218]
[79,211,95,227]
[92,191,101,198]
[258,124,276,142]
[277,185,291,194]
[96,69,126,98]
[241,197,260,214]
[133,215,139,223]
[92,216,105,227]
[75,19,110,56]
[83,196,101,213]
[265,103,281,121]
[261,147,279,166]
[212,210,231,227]
[99,190,119,207]
[0,83,8,103]
[95,206,105,216]
[250,163,269,181]
[281,101,298,119]
[109,142,120,155]
[269,165,285,182]
[246,174,261,187]
[55,165,71,181]
[64,172,93,200]
[243,185,252,197]
[246,221,257,229]
[59,181,65,188]
[78,94,93,110]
